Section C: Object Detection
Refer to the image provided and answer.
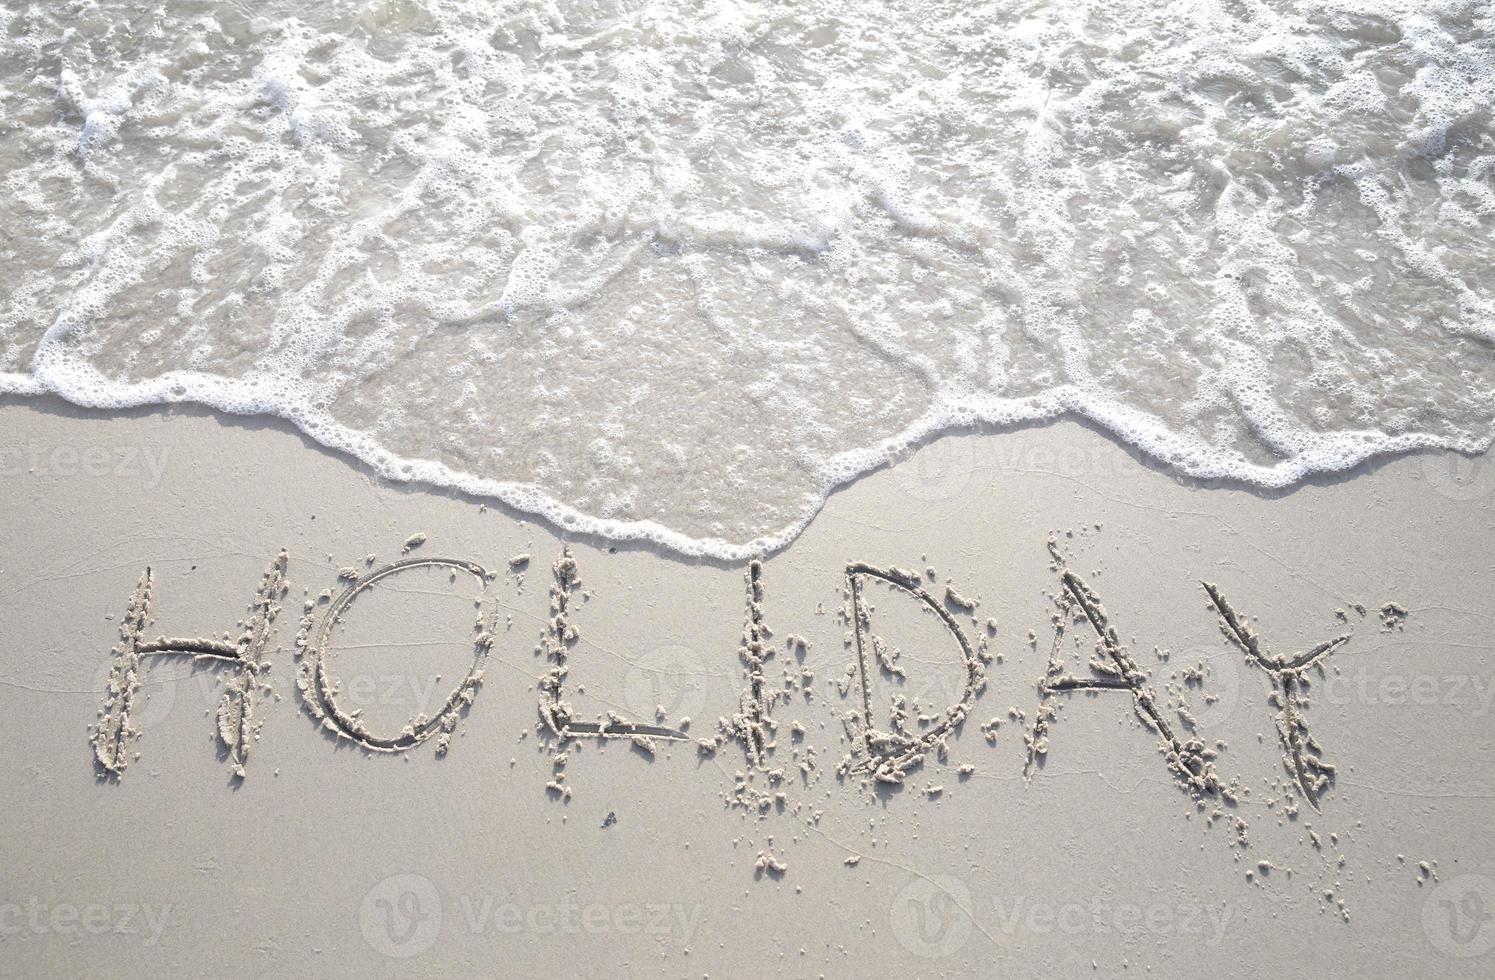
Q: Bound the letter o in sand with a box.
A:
[298,557,495,754]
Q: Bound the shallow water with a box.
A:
[2,0,1493,557]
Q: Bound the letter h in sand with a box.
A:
[92,554,288,780]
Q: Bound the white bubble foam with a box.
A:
[2,0,1494,559]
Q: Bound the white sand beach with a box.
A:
[3,397,1494,976]
[3,2,1494,976]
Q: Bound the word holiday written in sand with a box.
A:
[90,542,1359,814]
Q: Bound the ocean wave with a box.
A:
[3,0,1493,558]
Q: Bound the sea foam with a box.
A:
[2,0,1493,559]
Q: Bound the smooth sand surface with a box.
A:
[3,396,1495,977]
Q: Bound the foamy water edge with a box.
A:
[7,359,1488,563]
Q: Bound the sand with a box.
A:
[3,394,1495,977]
